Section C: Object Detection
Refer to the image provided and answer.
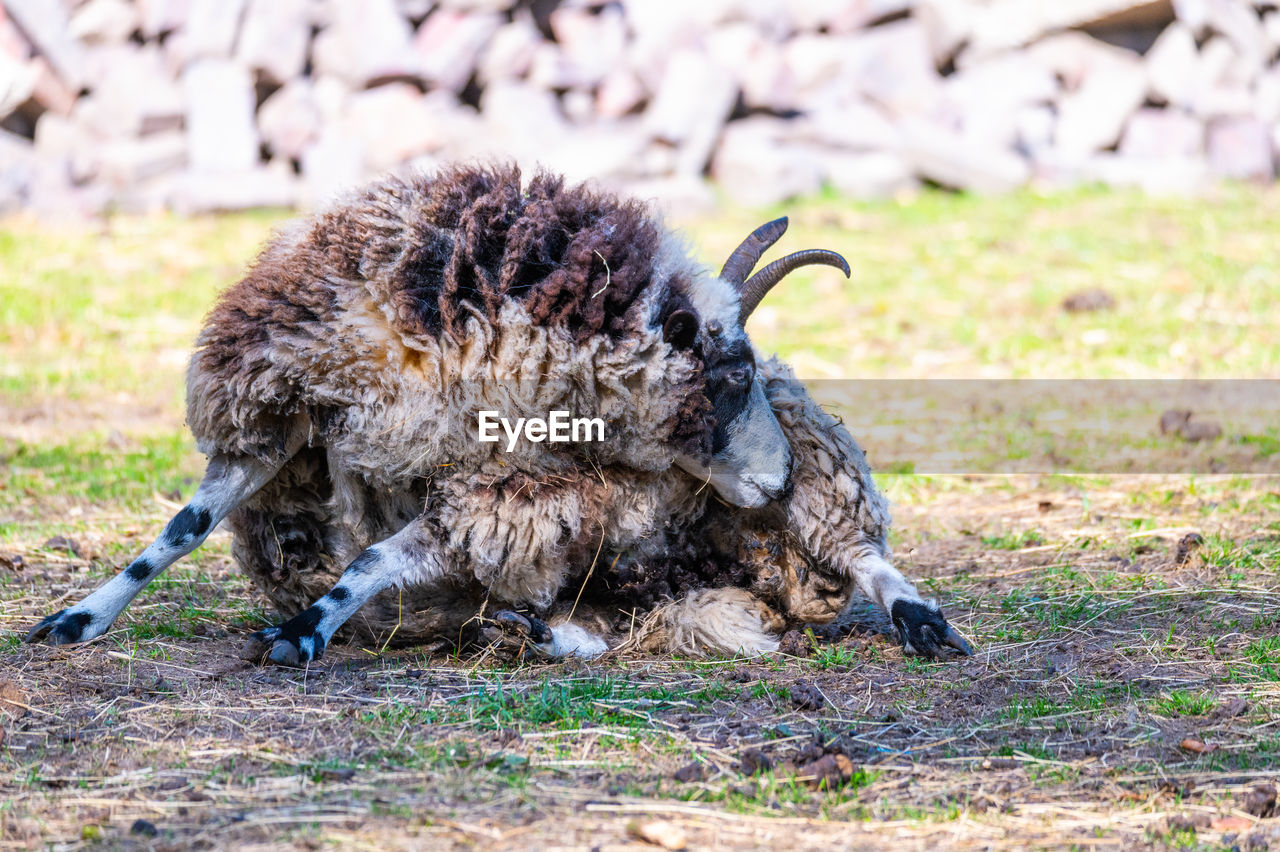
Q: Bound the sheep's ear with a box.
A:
[662,310,698,350]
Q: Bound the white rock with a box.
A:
[312,0,419,87]
[970,0,1174,56]
[179,0,247,61]
[1050,152,1208,194]
[596,67,647,119]
[711,117,822,207]
[613,174,718,220]
[415,10,502,92]
[796,101,900,151]
[301,126,365,207]
[644,50,738,177]
[1207,117,1274,180]
[172,164,298,213]
[823,150,916,198]
[844,20,942,117]
[3,0,85,88]
[1015,105,1056,156]
[237,0,310,85]
[477,16,542,85]
[901,118,1031,193]
[1254,69,1280,125]
[84,45,183,137]
[916,0,979,64]
[96,131,187,185]
[1021,31,1141,90]
[257,80,322,160]
[545,5,627,89]
[1146,22,1200,108]
[137,0,191,39]
[68,0,139,45]
[1119,108,1203,158]
[183,60,259,173]
[538,120,650,184]
[0,129,33,215]
[341,83,440,172]
[1054,55,1147,159]
[707,22,793,112]
[0,53,38,118]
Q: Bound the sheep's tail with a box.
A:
[227,445,346,623]
[626,587,785,657]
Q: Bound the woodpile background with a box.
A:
[1,0,1278,217]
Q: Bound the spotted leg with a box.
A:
[242,518,447,666]
[25,452,286,646]
[488,610,610,658]
[844,549,973,659]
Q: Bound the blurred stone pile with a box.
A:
[2,0,1280,217]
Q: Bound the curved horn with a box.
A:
[738,249,851,321]
[719,217,789,285]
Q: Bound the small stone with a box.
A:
[0,552,25,571]
[1242,782,1277,818]
[1179,419,1223,442]
[41,536,84,557]
[738,748,772,776]
[129,819,159,838]
[183,59,259,173]
[626,820,688,851]
[672,762,703,783]
[791,680,826,710]
[1062,288,1116,313]
[795,752,855,788]
[1160,409,1192,435]
[1173,532,1203,565]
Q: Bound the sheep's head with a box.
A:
[665,218,849,508]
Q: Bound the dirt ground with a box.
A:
[3,474,1278,851]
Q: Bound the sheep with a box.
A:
[24,163,972,664]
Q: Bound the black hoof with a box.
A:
[243,608,325,666]
[890,600,974,660]
[24,609,95,646]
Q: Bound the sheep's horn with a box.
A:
[719,216,789,286]
[737,249,851,321]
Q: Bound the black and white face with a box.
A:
[663,272,793,509]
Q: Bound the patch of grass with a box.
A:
[1147,690,1216,718]
[0,431,201,509]
[981,529,1045,550]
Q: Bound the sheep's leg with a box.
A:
[242,518,447,666]
[25,453,284,646]
[489,610,610,658]
[760,357,973,659]
[842,549,973,658]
